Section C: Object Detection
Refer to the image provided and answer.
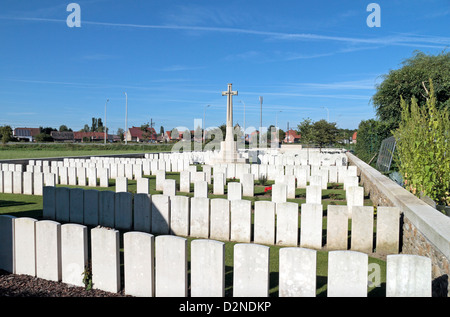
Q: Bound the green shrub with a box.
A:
[393,80,450,207]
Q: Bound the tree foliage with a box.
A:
[310,120,339,149]
[355,119,392,164]
[297,118,314,145]
[0,126,13,144]
[372,50,450,127]
[393,80,450,207]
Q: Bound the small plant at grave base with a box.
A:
[264,186,272,193]
[328,192,338,200]
[259,175,268,186]
[82,261,93,291]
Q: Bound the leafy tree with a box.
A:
[117,128,124,142]
[355,119,392,164]
[0,125,13,144]
[59,125,72,132]
[297,118,314,145]
[91,118,97,132]
[40,127,56,135]
[140,123,153,142]
[311,120,339,150]
[35,133,53,142]
[372,50,450,128]
[97,118,104,132]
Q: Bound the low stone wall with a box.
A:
[347,152,450,297]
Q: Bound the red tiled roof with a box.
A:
[73,131,106,140]
[128,126,157,140]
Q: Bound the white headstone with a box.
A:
[376,206,400,254]
[351,206,374,253]
[163,179,176,197]
[169,195,190,237]
[99,190,115,228]
[241,173,254,197]
[134,177,148,194]
[210,198,230,241]
[133,193,151,233]
[271,183,287,204]
[327,250,368,297]
[233,243,270,297]
[300,203,323,249]
[151,194,170,234]
[179,171,191,193]
[190,197,210,239]
[69,188,84,224]
[326,205,349,250]
[0,215,16,273]
[91,227,120,293]
[230,200,251,243]
[124,232,155,297]
[14,217,38,276]
[61,223,88,287]
[276,202,299,246]
[155,235,187,297]
[84,189,99,226]
[306,185,321,205]
[194,180,208,198]
[115,191,133,230]
[55,187,70,222]
[386,255,432,297]
[213,172,225,195]
[190,239,225,297]
[279,247,317,297]
[254,201,276,245]
[35,220,61,282]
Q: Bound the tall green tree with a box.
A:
[355,119,392,163]
[0,125,13,144]
[297,118,314,145]
[372,50,450,128]
[311,120,339,150]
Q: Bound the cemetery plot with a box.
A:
[0,150,417,297]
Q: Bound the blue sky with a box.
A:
[0,0,449,134]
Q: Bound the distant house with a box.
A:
[352,131,357,144]
[13,127,41,142]
[126,126,157,142]
[50,131,74,142]
[164,130,173,142]
[284,129,301,143]
[74,131,108,142]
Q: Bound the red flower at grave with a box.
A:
[264,186,272,193]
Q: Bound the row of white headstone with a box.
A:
[0,216,430,297]
[42,186,398,254]
[0,158,358,198]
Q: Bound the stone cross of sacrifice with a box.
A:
[222,83,238,140]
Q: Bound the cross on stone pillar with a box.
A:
[222,83,238,141]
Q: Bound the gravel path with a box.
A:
[0,270,130,297]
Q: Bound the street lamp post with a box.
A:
[259,96,263,129]
[203,104,210,146]
[321,106,329,122]
[104,99,109,145]
[239,100,246,143]
[276,110,282,143]
[124,92,128,144]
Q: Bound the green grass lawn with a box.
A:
[0,169,386,296]
[0,143,174,160]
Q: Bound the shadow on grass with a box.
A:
[0,200,34,208]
